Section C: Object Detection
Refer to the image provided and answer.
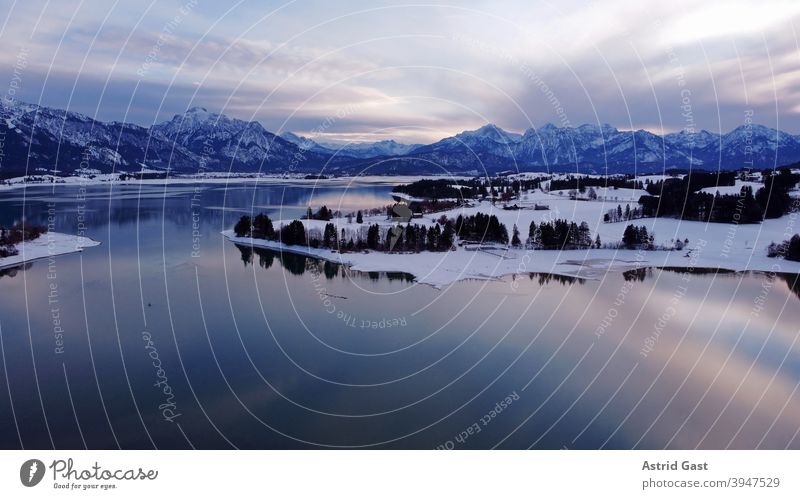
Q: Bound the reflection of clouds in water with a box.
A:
[494,270,800,449]
[203,183,396,214]
[633,347,800,449]
[585,271,800,448]
[4,182,800,449]
[304,191,395,211]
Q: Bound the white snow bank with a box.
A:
[222,185,800,287]
[0,232,101,269]
[699,180,762,195]
[223,226,800,288]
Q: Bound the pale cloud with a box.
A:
[1,0,799,142]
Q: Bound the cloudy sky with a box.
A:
[1,0,799,143]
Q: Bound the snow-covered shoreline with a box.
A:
[0,232,101,270]
[222,185,800,287]
[222,229,800,288]
[0,173,466,191]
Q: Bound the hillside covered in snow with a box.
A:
[3,99,800,177]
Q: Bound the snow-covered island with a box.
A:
[223,176,800,288]
[0,231,100,270]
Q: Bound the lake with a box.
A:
[1,180,799,449]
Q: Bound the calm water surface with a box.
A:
[1,181,799,449]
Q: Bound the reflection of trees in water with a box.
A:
[257,249,275,270]
[323,261,338,280]
[236,244,305,275]
[0,262,31,279]
[351,269,414,283]
[659,267,738,276]
[657,268,800,302]
[622,267,651,282]
[776,273,800,301]
[238,245,253,266]
[279,252,308,276]
[233,244,414,283]
[528,273,584,286]
[385,272,414,283]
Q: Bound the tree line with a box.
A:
[527,219,595,249]
[622,224,654,249]
[639,169,798,223]
[604,203,645,223]
[454,213,509,243]
[768,234,800,262]
[393,176,546,201]
[549,175,643,192]
[0,224,47,258]
[233,213,457,253]
[644,171,736,196]
[232,213,677,255]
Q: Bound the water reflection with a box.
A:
[0,262,30,279]
[1,182,800,450]
[235,243,414,282]
[529,272,585,286]
[622,267,651,282]
[777,273,800,301]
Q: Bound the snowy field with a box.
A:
[549,186,647,202]
[0,232,100,270]
[698,180,762,195]
[224,188,800,287]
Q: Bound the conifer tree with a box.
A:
[234,215,251,237]
[252,214,274,239]
[323,223,337,247]
[511,224,521,247]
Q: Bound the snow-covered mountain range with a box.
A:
[0,102,339,176]
[280,132,421,159]
[403,123,800,174]
[2,99,799,177]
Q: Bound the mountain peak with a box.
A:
[456,123,522,143]
[164,106,217,126]
[3,98,800,176]
[280,131,304,141]
[478,123,502,131]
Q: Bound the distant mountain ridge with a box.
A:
[0,102,341,176]
[280,132,421,159]
[399,123,800,174]
[1,99,799,177]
